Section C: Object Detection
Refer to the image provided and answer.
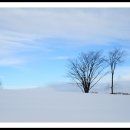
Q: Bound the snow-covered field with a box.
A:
[0,86,130,123]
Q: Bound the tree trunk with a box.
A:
[84,82,90,93]
[84,87,89,93]
[111,73,114,94]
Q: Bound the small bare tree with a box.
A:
[107,48,125,94]
[68,51,107,93]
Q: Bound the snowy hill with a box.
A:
[0,86,130,122]
[47,81,130,94]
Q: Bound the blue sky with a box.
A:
[0,8,130,89]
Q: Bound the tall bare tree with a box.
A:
[107,48,125,94]
[68,51,107,93]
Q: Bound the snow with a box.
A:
[0,87,130,122]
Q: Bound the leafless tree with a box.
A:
[67,51,107,93]
[106,48,125,94]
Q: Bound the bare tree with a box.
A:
[67,51,107,93]
[107,48,125,94]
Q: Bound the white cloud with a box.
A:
[50,56,70,60]
[0,57,25,66]
[115,66,130,81]
[0,8,130,66]
[0,8,130,43]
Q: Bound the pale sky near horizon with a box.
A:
[0,8,130,89]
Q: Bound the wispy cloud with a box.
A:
[0,57,26,66]
[0,8,130,67]
[49,56,70,60]
[115,66,130,81]
[0,8,130,43]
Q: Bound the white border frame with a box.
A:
[0,2,130,8]
[0,2,130,128]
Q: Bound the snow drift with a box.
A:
[0,87,130,122]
